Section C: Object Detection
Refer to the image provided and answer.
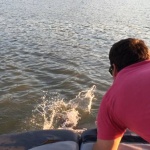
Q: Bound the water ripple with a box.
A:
[1,0,150,133]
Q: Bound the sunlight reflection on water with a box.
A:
[0,0,150,134]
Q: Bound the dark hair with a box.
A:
[109,38,149,72]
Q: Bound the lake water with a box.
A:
[0,0,150,134]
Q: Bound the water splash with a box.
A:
[69,85,96,113]
[30,85,96,130]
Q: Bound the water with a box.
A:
[0,0,150,134]
[26,85,95,131]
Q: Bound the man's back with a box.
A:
[108,60,150,142]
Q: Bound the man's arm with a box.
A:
[92,136,122,150]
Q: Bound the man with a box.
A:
[93,38,150,150]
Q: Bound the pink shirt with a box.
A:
[97,60,150,142]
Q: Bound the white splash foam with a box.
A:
[29,85,96,130]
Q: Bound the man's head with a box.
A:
[109,38,149,75]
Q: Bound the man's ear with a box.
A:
[112,64,118,77]
[148,50,150,59]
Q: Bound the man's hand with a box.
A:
[92,136,122,150]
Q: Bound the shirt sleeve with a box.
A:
[97,91,126,140]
